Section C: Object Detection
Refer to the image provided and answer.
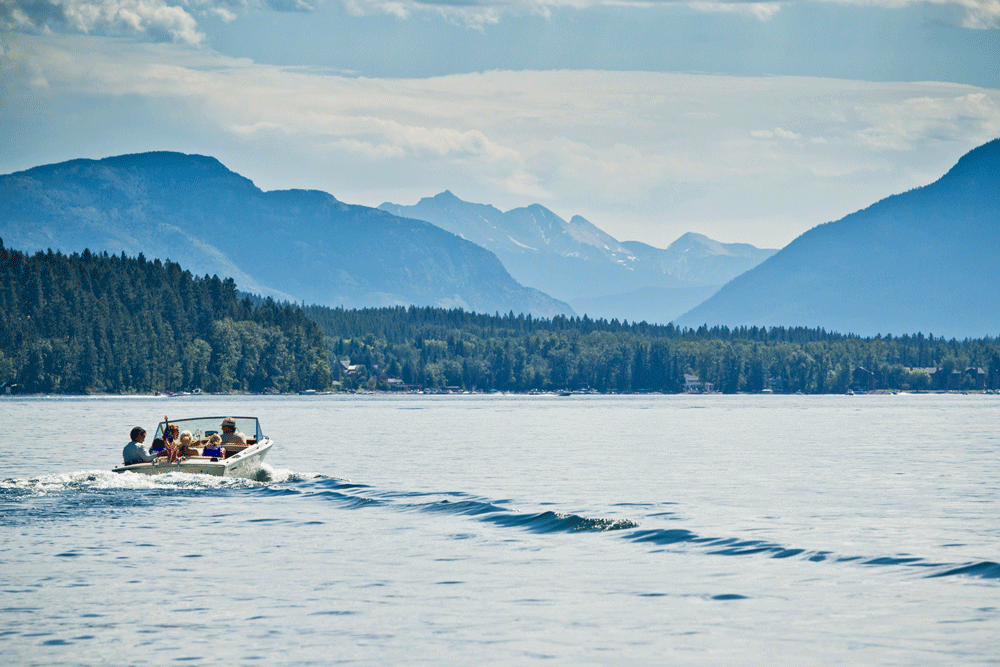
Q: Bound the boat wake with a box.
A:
[4,469,997,582]
[257,477,1000,582]
[0,464,321,496]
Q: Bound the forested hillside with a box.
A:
[0,241,331,393]
[307,306,1000,394]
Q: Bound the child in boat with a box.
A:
[178,430,203,457]
[203,433,226,458]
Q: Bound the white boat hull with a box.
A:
[113,439,273,478]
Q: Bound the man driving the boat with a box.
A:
[219,417,246,446]
[122,427,156,465]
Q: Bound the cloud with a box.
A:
[832,0,1000,29]
[327,0,1000,29]
[0,0,327,44]
[687,1,781,21]
[0,0,206,43]
[751,127,804,139]
[855,92,1000,150]
[265,0,316,11]
[953,0,1000,28]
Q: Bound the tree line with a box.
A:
[3,239,998,395]
[0,241,331,393]
[304,305,1000,394]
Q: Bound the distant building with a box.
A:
[339,359,365,377]
[388,378,422,392]
[684,374,701,392]
[965,367,987,390]
[852,367,875,392]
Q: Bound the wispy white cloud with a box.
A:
[831,0,1000,29]
[751,127,804,140]
[855,92,1000,150]
[328,0,1000,28]
[687,1,781,21]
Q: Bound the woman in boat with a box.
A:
[160,424,183,463]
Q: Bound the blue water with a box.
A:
[2,394,999,665]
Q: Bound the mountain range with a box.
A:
[380,193,776,323]
[676,138,1000,338]
[3,138,998,338]
[0,152,572,318]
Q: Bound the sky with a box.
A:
[1,0,998,249]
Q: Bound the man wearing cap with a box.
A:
[122,426,156,465]
[219,417,246,446]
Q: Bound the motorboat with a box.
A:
[113,416,273,478]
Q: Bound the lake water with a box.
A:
[2,393,998,665]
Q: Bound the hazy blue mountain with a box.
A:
[0,153,573,318]
[381,192,639,301]
[676,138,1000,338]
[621,234,777,286]
[380,192,776,323]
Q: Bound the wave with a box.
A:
[926,561,1000,579]
[284,481,637,534]
[623,526,998,581]
[290,481,993,580]
[415,498,638,533]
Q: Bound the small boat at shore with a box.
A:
[113,416,273,478]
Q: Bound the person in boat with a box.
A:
[203,433,226,458]
[178,430,203,457]
[160,423,183,463]
[219,417,246,446]
[122,427,156,465]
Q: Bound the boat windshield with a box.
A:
[154,416,263,442]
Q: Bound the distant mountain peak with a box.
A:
[937,136,1000,186]
[100,151,228,170]
[673,231,710,243]
[431,190,459,201]
[102,151,258,189]
[10,151,260,195]
[407,191,505,218]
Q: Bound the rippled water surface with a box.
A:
[3,393,999,665]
